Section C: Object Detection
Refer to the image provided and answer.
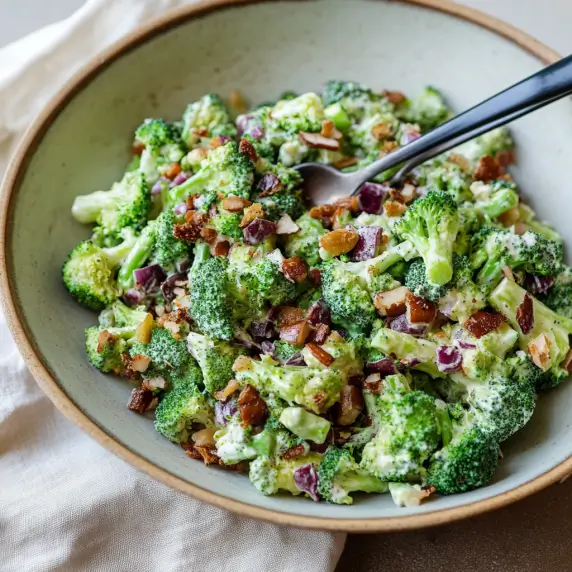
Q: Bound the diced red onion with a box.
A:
[124,288,145,306]
[258,173,282,193]
[436,345,463,373]
[389,314,427,336]
[170,171,191,188]
[293,463,320,502]
[236,114,252,135]
[306,300,331,326]
[174,203,188,215]
[365,358,397,376]
[349,226,383,262]
[134,265,167,293]
[357,182,389,214]
[261,340,275,356]
[152,177,169,195]
[455,340,476,350]
[250,126,265,140]
[400,128,421,146]
[218,135,233,145]
[161,272,187,302]
[524,274,555,295]
[266,306,282,323]
[215,399,239,426]
[284,352,306,366]
[250,319,277,340]
[176,259,191,273]
[243,218,277,245]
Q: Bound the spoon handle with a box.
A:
[352,54,572,190]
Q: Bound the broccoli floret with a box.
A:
[151,209,190,271]
[214,418,259,464]
[317,447,388,505]
[235,354,345,414]
[506,351,543,389]
[270,92,325,135]
[71,171,150,241]
[130,327,189,370]
[284,213,326,267]
[360,380,442,481]
[212,211,243,241]
[189,244,235,340]
[169,141,254,205]
[401,86,451,131]
[246,257,297,308]
[415,156,472,205]
[470,228,562,286]
[85,325,135,373]
[322,80,377,108]
[100,301,149,328]
[395,190,459,285]
[187,332,246,393]
[116,221,157,290]
[426,404,499,494]
[454,127,513,164]
[62,230,138,310]
[273,341,301,363]
[542,267,572,319]
[181,94,237,148]
[470,180,519,219]
[258,189,305,222]
[154,366,214,443]
[405,258,448,302]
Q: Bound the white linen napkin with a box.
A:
[0,1,346,570]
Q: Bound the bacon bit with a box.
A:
[214,379,240,401]
[406,292,437,325]
[320,120,343,140]
[282,256,308,283]
[473,155,503,182]
[464,310,505,338]
[528,333,551,371]
[239,138,258,162]
[238,385,268,426]
[371,123,393,141]
[228,90,247,114]
[448,153,471,172]
[276,213,300,235]
[130,354,152,373]
[280,320,312,345]
[383,199,407,217]
[496,150,516,168]
[374,286,409,318]
[192,427,217,447]
[319,228,359,256]
[232,355,251,372]
[332,156,359,169]
[283,444,307,460]
[299,131,340,151]
[309,204,336,226]
[336,385,364,426]
[278,306,305,328]
[174,222,202,242]
[380,140,399,154]
[305,342,335,367]
[399,183,417,204]
[135,313,154,344]
[212,239,231,257]
[257,173,284,197]
[333,195,360,213]
[382,90,406,105]
[560,349,572,373]
[97,329,115,353]
[516,292,535,334]
[331,207,351,230]
[364,373,382,394]
[222,196,252,212]
[498,206,520,227]
[185,210,209,226]
[132,142,145,156]
[200,227,218,244]
[308,269,322,286]
[240,203,265,227]
[127,388,153,414]
[502,266,515,281]
[308,323,330,345]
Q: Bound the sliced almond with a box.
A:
[282,256,308,283]
[240,203,264,227]
[364,373,382,394]
[336,384,364,426]
[371,123,393,141]
[319,228,359,256]
[279,320,312,345]
[448,153,471,172]
[305,342,335,367]
[320,120,343,140]
[238,385,268,426]
[163,162,182,180]
[383,199,407,217]
[192,427,217,447]
[131,354,152,373]
[406,292,437,325]
[276,213,300,235]
[212,239,231,257]
[232,355,252,372]
[135,313,154,344]
[528,333,551,371]
[222,196,252,213]
[214,379,240,402]
[309,204,336,226]
[374,286,409,317]
[200,227,218,245]
[299,131,340,151]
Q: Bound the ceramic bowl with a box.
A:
[2,0,572,531]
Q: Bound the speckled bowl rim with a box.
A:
[1,0,570,532]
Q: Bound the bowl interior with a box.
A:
[4,0,572,526]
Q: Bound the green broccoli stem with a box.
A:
[168,169,210,206]
[192,242,211,270]
[117,224,156,289]
[72,190,115,224]
[426,238,454,285]
[480,188,518,218]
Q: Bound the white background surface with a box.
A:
[0,0,571,53]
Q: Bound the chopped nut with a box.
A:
[278,306,305,327]
[135,313,153,344]
[309,204,336,227]
[374,286,410,317]
[214,379,240,401]
[319,228,359,256]
[212,239,231,257]
[406,292,437,325]
[279,320,312,345]
[333,195,360,213]
[127,388,153,414]
[473,155,503,182]
[383,199,407,217]
[305,342,335,367]
[200,227,218,244]
[282,256,308,283]
[232,355,252,372]
[312,391,328,411]
[502,266,515,281]
[309,323,330,345]
[448,154,471,172]
[173,221,203,242]
[222,196,252,212]
[332,156,359,169]
[464,310,505,338]
[192,427,217,447]
[276,213,300,235]
[400,183,417,203]
[163,162,182,180]
[283,444,307,460]
[240,203,264,227]
[498,206,520,227]
[308,269,322,286]
[209,135,228,148]
[141,376,166,391]
[364,373,382,394]
[528,333,551,371]
[97,329,115,353]
[239,137,258,162]
[382,90,406,105]
[130,354,152,373]
[371,123,393,141]
[320,120,343,140]
[238,385,268,426]
[336,385,364,426]
[299,131,340,151]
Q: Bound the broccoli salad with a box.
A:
[63,81,572,508]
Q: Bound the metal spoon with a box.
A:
[295,55,572,205]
